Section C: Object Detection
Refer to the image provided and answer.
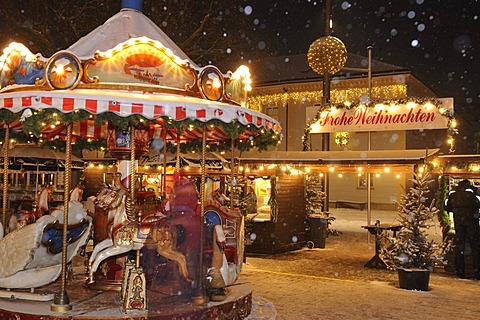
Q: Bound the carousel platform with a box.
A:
[0,274,253,320]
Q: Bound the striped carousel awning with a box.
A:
[0,89,280,146]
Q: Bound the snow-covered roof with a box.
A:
[250,53,407,86]
[67,8,198,68]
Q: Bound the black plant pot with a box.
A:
[397,268,430,291]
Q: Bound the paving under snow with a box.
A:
[244,208,480,320]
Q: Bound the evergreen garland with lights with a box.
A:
[381,173,441,270]
[1,107,281,154]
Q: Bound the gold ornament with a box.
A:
[307,36,347,75]
[335,132,349,147]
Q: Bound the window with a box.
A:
[357,173,374,189]
[265,106,279,121]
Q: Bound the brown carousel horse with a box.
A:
[87,180,191,284]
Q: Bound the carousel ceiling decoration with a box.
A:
[0,26,281,153]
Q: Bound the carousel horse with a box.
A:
[208,188,230,207]
[88,181,192,284]
[203,197,244,300]
[0,201,92,295]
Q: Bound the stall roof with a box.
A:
[237,149,440,165]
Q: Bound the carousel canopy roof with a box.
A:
[0,5,281,154]
[66,8,198,68]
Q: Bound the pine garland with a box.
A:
[1,108,281,153]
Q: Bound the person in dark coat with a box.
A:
[445,179,480,279]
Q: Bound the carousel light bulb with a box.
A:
[451,120,457,128]
[329,167,335,172]
[396,174,401,179]
[281,165,287,171]
[338,173,343,178]
[89,163,95,168]
[376,173,380,178]
[384,167,390,173]
[259,165,264,171]
[357,167,363,172]
[305,167,311,173]
[52,64,65,75]
[98,164,104,169]
[472,165,479,172]
[319,173,324,177]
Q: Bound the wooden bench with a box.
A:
[334,200,367,210]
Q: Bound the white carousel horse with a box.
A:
[0,201,92,294]
[203,203,244,300]
[88,182,191,284]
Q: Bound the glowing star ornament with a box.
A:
[307,36,347,75]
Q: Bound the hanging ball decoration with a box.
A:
[307,36,347,75]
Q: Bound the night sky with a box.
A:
[244,0,480,127]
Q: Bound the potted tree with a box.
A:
[382,172,440,291]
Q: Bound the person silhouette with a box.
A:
[445,179,480,279]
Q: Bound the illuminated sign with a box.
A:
[308,97,453,133]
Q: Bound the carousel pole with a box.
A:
[175,134,181,176]
[2,125,10,232]
[230,139,235,209]
[192,126,207,305]
[51,122,73,312]
[162,133,167,198]
[130,126,136,207]
[122,125,147,311]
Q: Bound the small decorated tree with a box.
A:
[382,173,440,271]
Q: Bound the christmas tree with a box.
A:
[382,173,440,271]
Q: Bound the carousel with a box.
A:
[0,1,281,319]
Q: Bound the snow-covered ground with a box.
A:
[243,208,480,320]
